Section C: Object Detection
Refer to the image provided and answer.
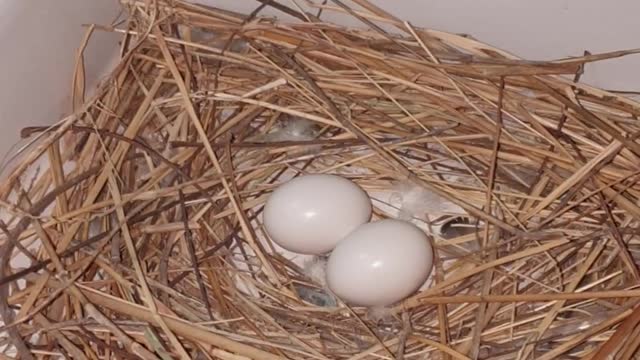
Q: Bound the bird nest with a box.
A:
[2,1,640,359]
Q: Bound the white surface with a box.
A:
[0,0,121,159]
[1,0,638,159]
[326,219,434,306]
[263,174,372,254]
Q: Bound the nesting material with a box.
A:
[302,256,329,287]
[390,180,464,222]
[297,256,336,307]
[2,0,640,359]
[260,117,320,143]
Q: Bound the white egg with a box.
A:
[263,174,372,255]
[326,219,433,307]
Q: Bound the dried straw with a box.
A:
[2,0,640,359]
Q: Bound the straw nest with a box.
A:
[2,1,640,359]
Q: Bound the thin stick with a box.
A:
[415,289,640,304]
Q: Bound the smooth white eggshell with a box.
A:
[263,174,372,255]
[326,219,433,307]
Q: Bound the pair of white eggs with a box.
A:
[263,174,434,307]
